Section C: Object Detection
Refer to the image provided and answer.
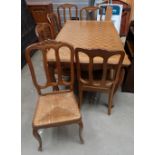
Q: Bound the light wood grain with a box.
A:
[47,20,130,66]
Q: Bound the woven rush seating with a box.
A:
[33,92,81,127]
[25,40,84,151]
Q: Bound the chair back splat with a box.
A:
[105,6,113,21]
[80,6,102,20]
[35,23,53,41]
[57,3,78,27]
[26,40,74,95]
[47,12,61,38]
[75,48,124,88]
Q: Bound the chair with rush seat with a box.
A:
[57,3,79,27]
[80,6,102,20]
[25,40,84,151]
[105,6,113,21]
[35,23,53,41]
[47,12,61,39]
[75,48,125,115]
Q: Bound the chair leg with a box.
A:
[108,90,114,115]
[79,88,83,109]
[114,68,125,94]
[33,128,42,151]
[78,121,84,144]
[89,92,96,105]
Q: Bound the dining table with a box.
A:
[47,20,130,66]
[47,20,131,91]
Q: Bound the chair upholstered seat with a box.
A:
[33,92,81,127]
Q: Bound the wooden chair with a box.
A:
[105,6,113,21]
[75,48,125,115]
[57,3,79,27]
[28,4,53,23]
[35,23,53,41]
[80,6,102,20]
[47,12,61,39]
[25,40,84,151]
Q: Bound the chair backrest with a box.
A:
[105,6,112,21]
[47,12,61,39]
[57,3,78,27]
[75,48,125,88]
[35,23,53,41]
[80,6,102,20]
[25,40,75,95]
[98,4,123,33]
[28,4,53,23]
